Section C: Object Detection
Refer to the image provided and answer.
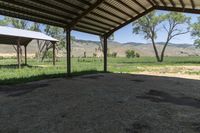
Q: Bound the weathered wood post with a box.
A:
[24,45,27,66]
[66,29,71,76]
[52,42,56,66]
[17,39,21,68]
[103,35,108,72]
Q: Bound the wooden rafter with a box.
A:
[132,0,147,10]
[54,0,85,11]
[156,6,200,14]
[96,7,127,21]
[151,0,159,6]
[169,0,176,7]
[104,1,133,18]
[159,0,167,6]
[147,0,155,6]
[0,0,73,20]
[190,0,195,9]
[67,0,104,29]
[116,0,139,14]
[179,0,185,9]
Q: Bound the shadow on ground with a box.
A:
[137,89,200,109]
[0,73,200,133]
[0,70,105,85]
[0,64,42,69]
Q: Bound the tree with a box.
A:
[191,17,200,48]
[0,19,7,26]
[41,25,65,61]
[5,17,29,29]
[133,11,190,62]
[30,22,44,60]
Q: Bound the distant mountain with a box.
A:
[0,40,199,57]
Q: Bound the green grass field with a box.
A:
[0,56,200,84]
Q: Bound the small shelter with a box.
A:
[0,26,58,68]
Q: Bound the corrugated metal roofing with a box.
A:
[0,26,58,42]
[0,0,199,36]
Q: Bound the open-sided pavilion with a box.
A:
[0,26,58,68]
[0,0,199,76]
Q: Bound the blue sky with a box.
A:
[0,10,199,44]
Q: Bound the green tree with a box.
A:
[0,19,7,26]
[126,50,136,58]
[133,11,190,62]
[5,17,29,29]
[191,17,200,48]
[40,25,65,61]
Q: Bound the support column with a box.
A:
[103,36,108,72]
[17,39,21,68]
[24,45,27,66]
[53,42,56,66]
[66,29,71,77]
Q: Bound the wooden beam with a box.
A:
[76,0,92,6]
[76,24,106,33]
[105,7,155,37]
[169,0,176,7]
[156,6,200,14]
[53,42,56,66]
[103,35,108,72]
[131,0,147,10]
[90,12,121,25]
[54,0,85,11]
[151,0,159,6]
[0,3,68,25]
[79,20,110,30]
[190,0,195,9]
[68,0,104,29]
[66,29,71,76]
[96,7,127,21]
[17,39,21,69]
[159,0,167,6]
[116,0,139,14]
[179,0,185,9]
[24,45,27,66]
[0,0,73,20]
[84,16,116,28]
[0,9,66,27]
[104,1,133,18]
[147,0,155,6]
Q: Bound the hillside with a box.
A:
[0,40,200,57]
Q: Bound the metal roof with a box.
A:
[0,0,199,37]
[0,26,58,45]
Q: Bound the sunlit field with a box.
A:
[0,56,200,84]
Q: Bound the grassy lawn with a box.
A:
[0,56,199,84]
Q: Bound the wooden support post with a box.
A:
[53,42,56,66]
[24,45,27,66]
[103,36,108,72]
[17,39,21,68]
[66,29,71,77]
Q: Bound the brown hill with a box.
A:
[0,40,199,57]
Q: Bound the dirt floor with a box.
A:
[0,73,200,133]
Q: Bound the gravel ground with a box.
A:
[0,73,200,133]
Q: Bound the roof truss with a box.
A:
[0,0,199,37]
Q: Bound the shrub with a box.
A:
[43,51,53,59]
[135,53,140,58]
[108,52,118,58]
[93,53,97,57]
[125,50,135,58]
